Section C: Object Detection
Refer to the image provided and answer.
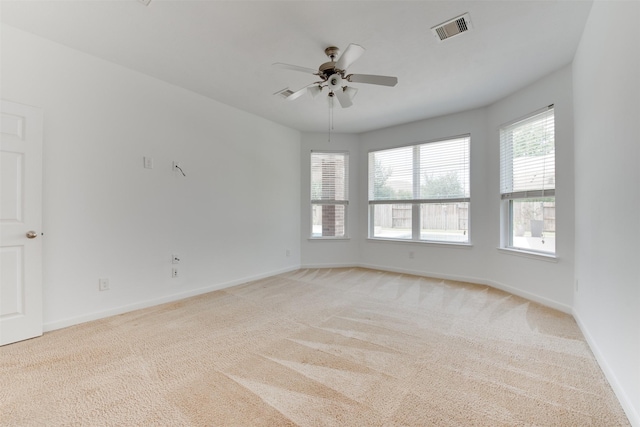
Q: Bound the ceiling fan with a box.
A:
[273,44,398,108]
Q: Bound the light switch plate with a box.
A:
[143,156,153,169]
[99,278,110,291]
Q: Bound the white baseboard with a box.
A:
[43,265,301,332]
[483,278,572,314]
[49,262,568,333]
[298,262,357,269]
[303,262,572,314]
[573,309,640,427]
[356,262,480,283]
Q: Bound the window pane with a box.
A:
[368,136,470,243]
[419,138,470,200]
[510,198,555,253]
[500,107,555,195]
[368,146,414,201]
[311,152,348,201]
[310,151,349,239]
[420,202,469,243]
[312,204,346,238]
[371,204,412,239]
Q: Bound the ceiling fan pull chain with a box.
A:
[328,100,332,142]
[331,102,335,130]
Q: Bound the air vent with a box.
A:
[431,13,473,42]
[274,88,294,99]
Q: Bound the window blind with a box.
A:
[419,137,470,200]
[500,106,555,199]
[311,152,348,202]
[369,136,470,203]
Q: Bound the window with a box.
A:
[500,105,555,255]
[310,151,349,238]
[368,136,470,243]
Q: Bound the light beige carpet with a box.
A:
[0,268,629,426]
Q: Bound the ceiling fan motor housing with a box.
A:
[319,62,340,79]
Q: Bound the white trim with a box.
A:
[483,277,570,314]
[573,309,639,426]
[369,197,470,205]
[299,262,571,314]
[310,149,348,154]
[311,200,349,205]
[298,262,357,269]
[43,265,300,332]
[366,238,472,248]
[501,189,555,200]
[497,247,558,262]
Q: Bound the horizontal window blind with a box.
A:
[369,145,413,201]
[500,106,555,199]
[311,151,349,238]
[311,152,348,203]
[419,137,470,200]
[369,136,470,203]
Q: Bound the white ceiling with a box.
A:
[1,0,593,133]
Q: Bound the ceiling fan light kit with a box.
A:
[273,43,398,109]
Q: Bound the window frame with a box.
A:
[310,150,349,240]
[499,105,556,256]
[367,135,471,245]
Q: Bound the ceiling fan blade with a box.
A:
[335,43,365,71]
[335,88,354,108]
[347,74,398,87]
[272,62,317,75]
[307,85,324,98]
[286,84,312,101]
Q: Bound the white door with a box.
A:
[0,100,43,346]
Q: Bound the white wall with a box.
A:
[300,133,360,267]
[1,25,301,330]
[572,1,640,424]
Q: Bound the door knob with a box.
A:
[26,230,38,239]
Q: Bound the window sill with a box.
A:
[308,237,351,242]
[497,247,558,262]
[366,238,473,249]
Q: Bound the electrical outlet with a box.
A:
[172,254,180,264]
[285,249,291,257]
[143,156,153,169]
[409,251,415,259]
[99,278,110,291]
[172,268,179,278]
